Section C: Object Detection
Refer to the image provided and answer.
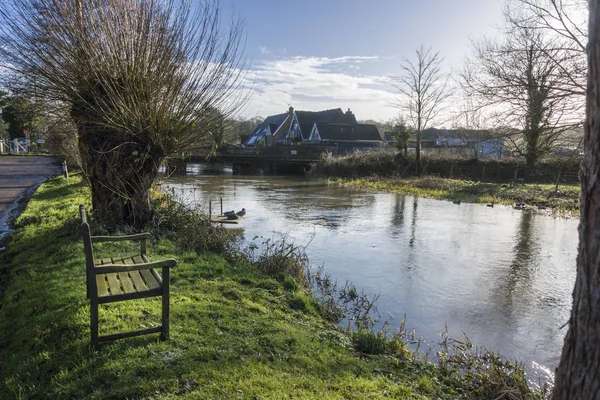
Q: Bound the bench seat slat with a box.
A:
[140,269,160,289]
[129,270,147,291]
[151,268,163,285]
[105,272,123,295]
[118,271,136,294]
[96,275,109,297]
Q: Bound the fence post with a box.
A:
[555,170,562,193]
[481,166,486,182]
[511,168,518,187]
[450,164,454,179]
[63,160,69,179]
[209,201,212,223]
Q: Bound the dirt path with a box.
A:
[0,156,63,241]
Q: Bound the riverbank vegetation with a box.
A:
[0,175,547,399]
[310,150,580,217]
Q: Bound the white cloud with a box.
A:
[258,45,271,55]
[240,56,397,121]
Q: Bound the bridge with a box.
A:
[180,143,335,174]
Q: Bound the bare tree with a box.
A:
[0,0,248,227]
[551,1,600,397]
[462,21,583,166]
[390,46,450,176]
[508,0,587,97]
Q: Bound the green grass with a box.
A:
[0,176,545,399]
[332,176,580,217]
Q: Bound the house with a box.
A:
[418,128,504,158]
[308,123,382,154]
[243,106,383,154]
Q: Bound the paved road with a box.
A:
[0,156,63,238]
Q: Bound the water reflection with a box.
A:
[390,193,406,234]
[507,211,539,296]
[409,197,418,249]
[251,181,376,230]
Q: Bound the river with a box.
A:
[162,163,578,386]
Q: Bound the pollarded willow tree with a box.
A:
[0,0,248,227]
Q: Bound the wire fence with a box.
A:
[419,161,580,187]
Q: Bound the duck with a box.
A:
[223,210,236,216]
[486,203,494,208]
[452,200,461,205]
[236,208,246,217]
[513,203,524,210]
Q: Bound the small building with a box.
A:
[418,128,504,158]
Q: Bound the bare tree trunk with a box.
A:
[416,118,422,177]
[551,1,600,397]
[78,123,162,228]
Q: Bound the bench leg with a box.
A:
[90,293,99,348]
[161,267,170,341]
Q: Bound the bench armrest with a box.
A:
[94,259,177,274]
[91,233,152,243]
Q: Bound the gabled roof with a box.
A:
[296,108,357,139]
[315,123,382,142]
[421,128,496,141]
[244,112,288,145]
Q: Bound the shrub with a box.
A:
[150,190,238,256]
[352,328,386,355]
[436,327,547,399]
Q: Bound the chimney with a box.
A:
[345,108,353,115]
[288,106,294,116]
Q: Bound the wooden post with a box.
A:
[511,168,518,187]
[220,197,223,215]
[481,166,485,182]
[555,169,562,193]
[161,267,170,341]
[63,160,69,179]
[450,164,454,179]
[209,201,212,222]
[90,290,98,348]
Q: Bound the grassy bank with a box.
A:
[309,150,580,217]
[331,176,580,217]
[0,176,545,399]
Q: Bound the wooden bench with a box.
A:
[79,205,177,346]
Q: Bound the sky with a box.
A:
[221,0,505,122]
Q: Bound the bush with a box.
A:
[150,190,238,256]
[244,236,310,287]
[352,328,386,355]
[436,327,547,399]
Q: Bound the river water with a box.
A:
[162,164,578,385]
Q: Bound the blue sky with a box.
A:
[222,0,504,122]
